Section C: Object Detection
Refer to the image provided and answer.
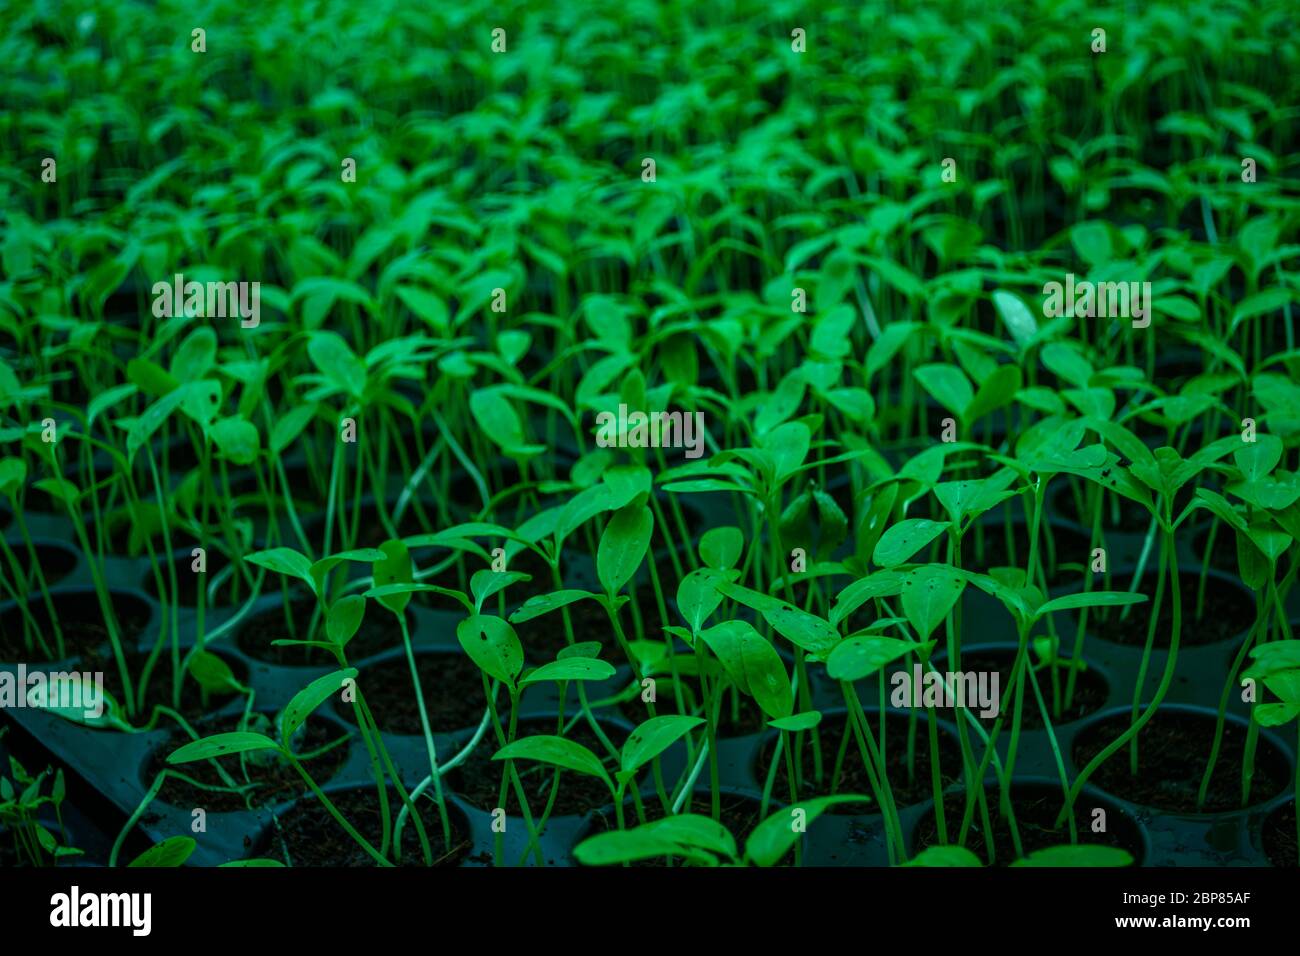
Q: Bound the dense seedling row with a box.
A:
[1,0,1298,868]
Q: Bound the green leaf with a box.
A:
[768,711,822,732]
[1071,221,1113,267]
[219,859,286,867]
[308,331,366,398]
[182,381,226,429]
[556,483,618,539]
[758,421,812,485]
[1231,288,1292,336]
[826,635,930,682]
[28,677,129,730]
[1254,702,1300,727]
[1041,342,1094,388]
[635,814,738,862]
[696,620,756,690]
[597,501,653,595]
[699,526,744,570]
[32,478,78,509]
[326,595,366,647]
[873,519,950,568]
[901,566,966,640]
[187,651,239,692]
[1245,640,1300,680]
[904,846,983,867]
[509,589,600,623]
[1262,670,1300,706]
[456,614,524,686]
[271,404,317,455]
[714,580,787,614]
[1159,296,1201,323]
[574,817,731,867]
[1235,434,1283,482]
[761,604,840,657]
[128,836,197,868]
[756,374,808,433]
[992,290,1038,350]
[621,715,705,777]
[677,569,728,632]
[966,365,1022,423]
[745,796,871,866]
[471,569,528,611]
[934,470,1019,525]
[493,735,612,790]
[866,322,919,381]
[168,731,282,765]
[207,416,260,466]
[171,327,217,381]
[1185,488,1247,532]
[310,548,388,596]
[127,357,180,399]
[914,364,973,419]
[371,540,413,614]
[0,457,27,499]
[470,387,543,456]
[740,634,793,719]
[280,669,357,745]
[519,658,617,686]
[831,570,905,627]
[246,547,316,593]
[1036,591,1147,617]
[395,285,449,334]
[1011,845,1134,867]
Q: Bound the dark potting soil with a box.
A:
[754,711,963,813]
[447,718,628,818]
[0,590,151,662]
[235,595,411,665]
[264,787,472,867]
[1072,711,1288,813]
[1089,571,1253,647]
[1262,800,1298,867]
[582,792,783,866]
[912,783,1145,866]
[346,652,501,734]
[954,650,1109,729]
[149,715,350,812]
[620,677,767,738]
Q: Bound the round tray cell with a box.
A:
[1072,707,1290,813]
